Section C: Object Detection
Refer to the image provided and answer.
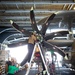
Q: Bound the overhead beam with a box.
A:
[0,1,74,5]
[0,25,32,29]
[0,21,38,24]
[0,16,45,20]
[5,10,56,13]
[0,10,68,13]
[0,24,32,26]
[0,22,75,27]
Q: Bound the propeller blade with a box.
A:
[42,41,65,57]
[30,7,40,33]
[10,20,32,36]
[47,40,73,47]
[41,13,56,35]
[44,30,69,41]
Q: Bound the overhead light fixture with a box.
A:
[73,7,75,10]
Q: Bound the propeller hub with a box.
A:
[36,34,43,42]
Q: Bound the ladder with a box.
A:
[25,42,50,75]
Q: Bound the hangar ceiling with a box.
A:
[0,0,75,46]
[0,0,75,28]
